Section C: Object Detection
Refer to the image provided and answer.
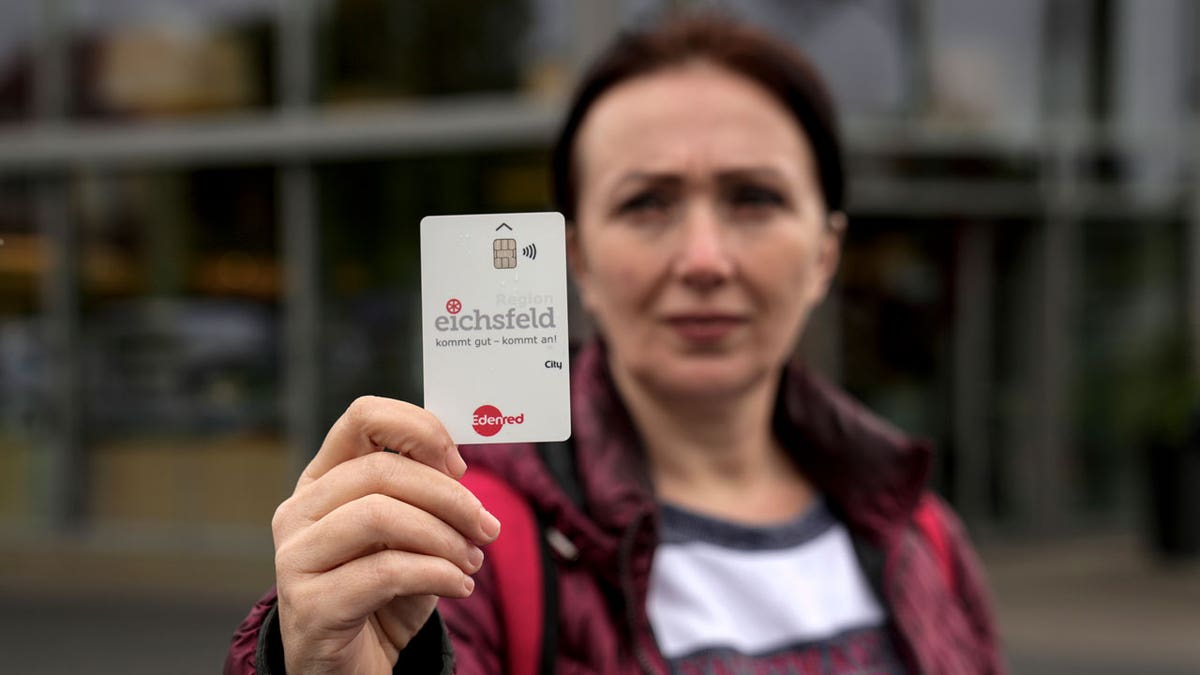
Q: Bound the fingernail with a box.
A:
[448,447,467,477]
[463,575,475,594]
[467,546,485,569]
[480,508,501,539]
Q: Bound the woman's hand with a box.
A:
[271,396,501,674]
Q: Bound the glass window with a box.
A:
[1111,0,1192,206]
[0,1,35,122]
[69,0,276,119]
[839,216,954,446]
[926,0,1044,140]
[318,150,551,429]
[0,178,41,524]
[1076,215,1188,517]
[988,218,1040,524]
[76,167,287,530]
[713,0,912,116]
[317,0,562,103]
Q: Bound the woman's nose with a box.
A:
[672,205,733,289]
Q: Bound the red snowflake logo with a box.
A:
[445,298,462,314]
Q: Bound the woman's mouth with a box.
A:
[664,315,747,342]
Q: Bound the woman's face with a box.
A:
[569,62,843,401]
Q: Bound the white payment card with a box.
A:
[420,212,571,444]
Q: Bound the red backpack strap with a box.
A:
[912,495,957,592]
[460,468,543,675]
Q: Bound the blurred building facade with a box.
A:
[0,0,1197,568]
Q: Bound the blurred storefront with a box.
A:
[0,0,1197,570]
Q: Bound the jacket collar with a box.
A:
[570,340,931,545]
[772,362,932,545]
[464,339,931,551]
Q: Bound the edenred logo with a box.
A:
[472,404,524,437]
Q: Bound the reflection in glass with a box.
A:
[727,0,910,116]
[318,0,543,102]
[76,167,286,529]
[840,217,952,445]
[70,0,276,119]
[924,0,1043,139]
[1077,216,1189,517]
[0,179,40,523]
[0,2,35,122]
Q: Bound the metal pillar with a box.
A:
[899,0,933,121]
[36,179,82,529]
[1189,3,1200,378]
[1190,146,1200,378]
[278,0,322,480]
[34,0,85,530]
[1022,0,1090,532]
[280,164,321,480]
[951,222,994,526]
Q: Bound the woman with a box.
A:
[227,14,1002,675]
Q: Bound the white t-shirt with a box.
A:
[647,500,905,673]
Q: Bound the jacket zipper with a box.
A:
[618,507,659,675]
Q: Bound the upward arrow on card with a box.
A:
[496,223,512,231]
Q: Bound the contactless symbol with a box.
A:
[521,243,537,260]
[493,238,517,269]
[445,298,462,314]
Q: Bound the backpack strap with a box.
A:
[460,468,543,675]
[912,496,957,592]
[538,440,583,509]
[533,505,560,675]
[533,440,577,674]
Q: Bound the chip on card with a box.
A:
[420,212,571,444]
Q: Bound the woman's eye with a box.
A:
[729,185,785,208]
[617,191,672,216]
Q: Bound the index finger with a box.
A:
[298,396,467,487]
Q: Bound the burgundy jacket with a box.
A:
[227,342,1004,674]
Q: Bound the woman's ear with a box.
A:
[566,224,595,310]
[812,211,846,300]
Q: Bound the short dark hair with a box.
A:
[551,13,845,222]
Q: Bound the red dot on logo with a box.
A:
[445,298,462,314]
[472,404,503,437]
